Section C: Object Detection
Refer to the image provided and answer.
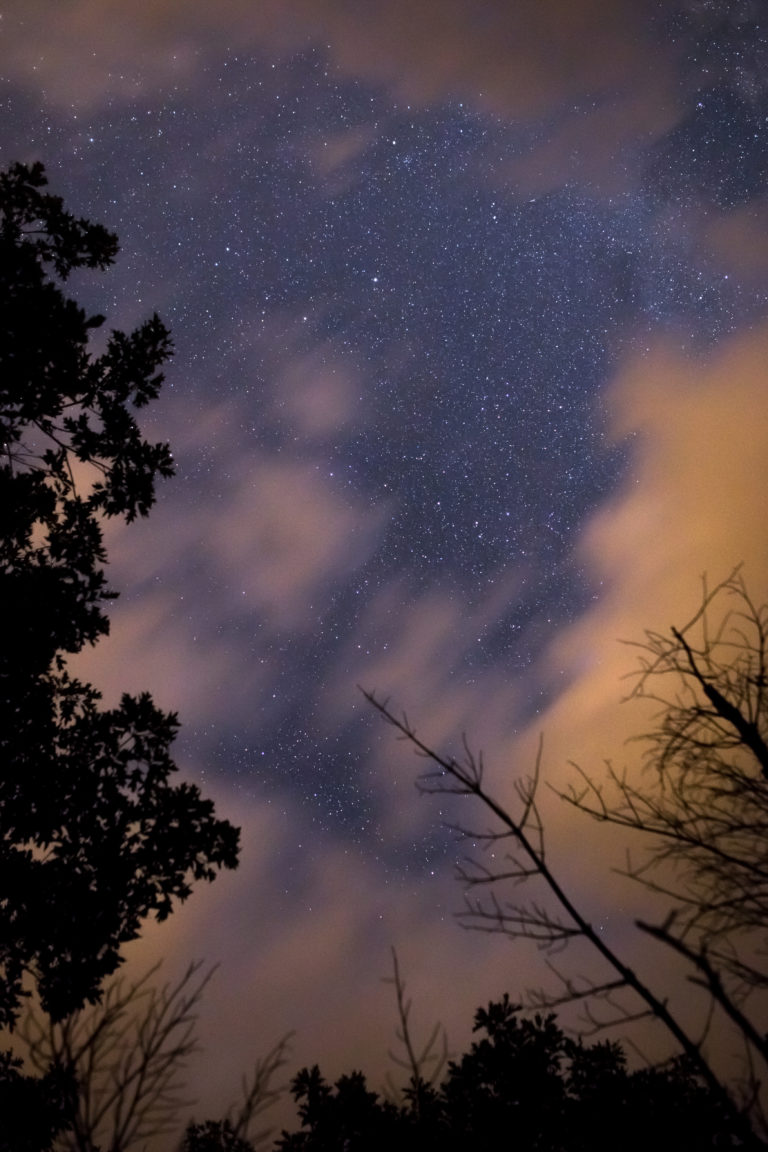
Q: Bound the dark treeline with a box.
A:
[268,997,733,1152]
[182,997,735,1151]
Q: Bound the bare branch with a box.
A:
[558,575,768,1015]
[21,961,214,1152]
[362,575,768,1144]
[637,918,768,1067]
[227,1032,294,1150]
[361,688,730,1108]
[382,947,449,1108]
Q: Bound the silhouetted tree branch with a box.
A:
[362,635,767,1147]
[0,160,239,1147]
[557,571,768,1084]
[181,1033,292,1152]
[21,961,214,1152]
[382,947,449,1110]
[224,1033,294,1150]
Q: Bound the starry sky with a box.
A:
[4,0,768,1133]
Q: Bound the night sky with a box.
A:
[4,0,768,1132]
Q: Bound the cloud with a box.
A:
[306,125,378,196]
[287,0,660,119]
[503,87,681,199]
[520,322,768,809]
[8,1,679,159]
[207,453,384,630]
[269,347,367,441]
[72,586,247,719]
[73,383,387,726]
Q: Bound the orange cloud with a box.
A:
[513,322,768,854]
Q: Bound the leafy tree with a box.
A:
[182,1120,257,1152]
[365,570,768,1144]
[439,996,729,1152]
[0,160,239,1137]
[276,1065,411,1152]
[0,1050,76,1152]
[276,996,734,1151]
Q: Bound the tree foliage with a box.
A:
[0,160,239,1029]
[182,1120,258,1152]
[0,1049,76,1152]
[276,995,734,1151]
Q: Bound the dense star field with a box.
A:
[3,0,768,1129]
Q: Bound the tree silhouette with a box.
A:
[0,1049,76,1152]
[364,571,768,1144]
[0,160,239,1141]
[20,961,215,1152]
[19,955,292,1152]
[561,572,768,1049]
[182,1120,258,1152]
[276,995,735,1151]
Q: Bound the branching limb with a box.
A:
[21,961,214,1152]
[361,688,732,1114]
[383,947,449,1109]
[227,1033,294,1150]
[637,917,768,1066]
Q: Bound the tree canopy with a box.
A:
[0,160,240,1034]
[274,996,734,1152]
